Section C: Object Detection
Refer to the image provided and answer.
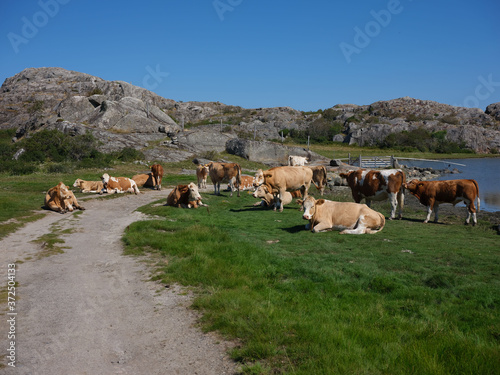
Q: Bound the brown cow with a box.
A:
[132,173,156,188]
[45,182,85,214]
[72,178,104,193]
[404,179,480,225]
[252,184,301,208]
[100,173,140,194]
[207,162,242,197]
[150,164,164,190]
[166,182,207,208]
[259,166,313,212]
[339,169,405,220]
[196,164,209,189]
[298,196,385,234]
[309,165,328,196]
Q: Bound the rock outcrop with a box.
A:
[1,68,500,160]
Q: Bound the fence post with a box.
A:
[348,153,351,165]
[359,154,362,167]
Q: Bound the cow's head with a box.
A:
[73,179,83,188]
[187,182,202,202]
[252,184,269,199]
[404,179,424,192]
[339,170,357,186]
[253,169,264,187]
[101,173,110,186]
[56,182,72,200]
[297,196,322,221]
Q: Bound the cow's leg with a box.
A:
[158,177,162,191]
[312,222,333,233]
[365,199,372,208]
[433,205,440,223]
[397,190,404,219]
[424,206,433,223]
[388,192,398,220]
[464,199,477,226]
[278,189,286,212]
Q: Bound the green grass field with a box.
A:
[0,150,498,374]
[123,189,500,374]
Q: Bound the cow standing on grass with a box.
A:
[196,164,209,189]
[340,169,405,220]
[150,164,164,190]
[309,165,328,196]
[298,196,385,234]
[207,161,242,197]
[257,166,313,212]
[404,179,480,225]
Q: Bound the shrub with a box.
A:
[27,100,44,114]
[379,128,474,153]
[116,147,144,162]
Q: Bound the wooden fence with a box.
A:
[345,155,466,169]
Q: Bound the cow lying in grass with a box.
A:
[45,182,85,214]
[252,184,301,209]
[298,196,385,234]
[72,178,104,193]
[132,173,156,188]
[166,182,207,208]
[100,173,140,194]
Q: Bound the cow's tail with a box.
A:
[236,164,242,187]
[368,212,386,234]
[471,179,480,212]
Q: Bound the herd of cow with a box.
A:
[43,160,481,234]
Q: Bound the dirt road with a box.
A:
[0,190,238,374]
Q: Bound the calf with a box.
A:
[132,173,156,188]
[196,164,209,189]
[340,169,405,220]
[405,179,480,225]
[100,173,140,194]
[72,178,104,193]
[207,161,242,197]
[298,196,385,234]
[45,182,85,214]
[150,164,164,190]
[166,182,207,208]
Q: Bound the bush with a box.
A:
[116,147,144,162]
[379,128,474,154]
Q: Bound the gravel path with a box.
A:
[0,189,238,375]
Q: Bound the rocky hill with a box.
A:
[1,67,499,163]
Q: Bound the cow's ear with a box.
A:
[316,199,325,206]
[296,199,303,205]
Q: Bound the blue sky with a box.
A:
[1,0,499,111]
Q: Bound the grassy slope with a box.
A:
[124,190,499,375]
